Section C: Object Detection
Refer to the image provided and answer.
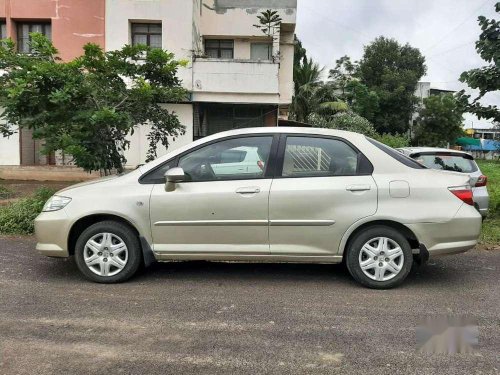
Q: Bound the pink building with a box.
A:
[0,0,105,61]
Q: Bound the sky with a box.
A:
[295,0,500,129]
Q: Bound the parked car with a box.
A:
[35,128,482,288]
[397,147,489,218]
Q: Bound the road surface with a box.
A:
[0,236,498,374]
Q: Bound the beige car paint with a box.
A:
[34,127,482,264]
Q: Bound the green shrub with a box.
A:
[0,184,14,199]
[0,187,56,235]
[476,160,499,218]
[374,133,410,148]
[309,112,378,137]
[476,160,499,245]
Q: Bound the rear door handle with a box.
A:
[236,187,261,194]
[346,185,371,192]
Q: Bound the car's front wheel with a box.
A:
[74,221,142,283]
[346,226,413,289]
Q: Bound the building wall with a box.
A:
[0,125,20,166]
[199,0,296,105]
[192,59,280,103]
[200,0,296,37]
[1,0,105,61]
[123,104,194,167]
[278,30,294,106]
[105,0,195,90]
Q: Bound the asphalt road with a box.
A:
[0,237,499,375]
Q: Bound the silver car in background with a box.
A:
[34,128,482,289]
[397,147,489,218]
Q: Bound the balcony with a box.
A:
[192,59,280,103]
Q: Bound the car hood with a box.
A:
[56,175,120,195]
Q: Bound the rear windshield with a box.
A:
[366,138,426,169]
[411,153,478,173]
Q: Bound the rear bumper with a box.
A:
[472,186,489,217]
[407,204,481,257]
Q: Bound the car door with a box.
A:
[269,135,378,255]
[149,135,277,255]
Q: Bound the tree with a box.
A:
[308,111,377,137]
[290,38,350,122]
[328,55,357,96]
[413,94,464,147]
[0,34,188,175]
[374,133,410,148]
[328,56,380,123]
[294,35,307,67]
[253,9,282,42]
[458,2,500,123]
[290,54,324,122]
[358,37,426,134]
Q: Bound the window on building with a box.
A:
[251,43,272,60]
[17,22,51,54]
[0,21,6,40]
[205,39,234,59]
[131,23,162,49]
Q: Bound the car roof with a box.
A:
[203,126,367,141]
[398,147,472,156]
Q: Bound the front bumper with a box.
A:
[34,209,71,257]
[406,204,482,257]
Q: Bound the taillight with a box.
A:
[448,186,474,206]
[257,160,264,171]
[475,175,487,187]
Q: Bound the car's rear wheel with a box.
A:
[346,226,413,289]
[75,221,142,283]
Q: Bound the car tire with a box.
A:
[346,226,413,289]
[74,221,142,283]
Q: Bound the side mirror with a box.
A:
[165,167,185,192]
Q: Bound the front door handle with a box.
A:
[346,185,371,192]
[236,187,261,194]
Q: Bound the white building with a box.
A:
[0,0,297,174]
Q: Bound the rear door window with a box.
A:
[279,136,373,177]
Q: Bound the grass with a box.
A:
[476,160,500,245]
[0,187,56,235]
[0,184,14,200]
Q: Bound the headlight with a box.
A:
[42,195,72,212]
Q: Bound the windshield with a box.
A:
[412,153,478,173]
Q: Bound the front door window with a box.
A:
[178,136,273,181]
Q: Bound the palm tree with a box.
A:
[290,57,324,122]
[291,58,349,122]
